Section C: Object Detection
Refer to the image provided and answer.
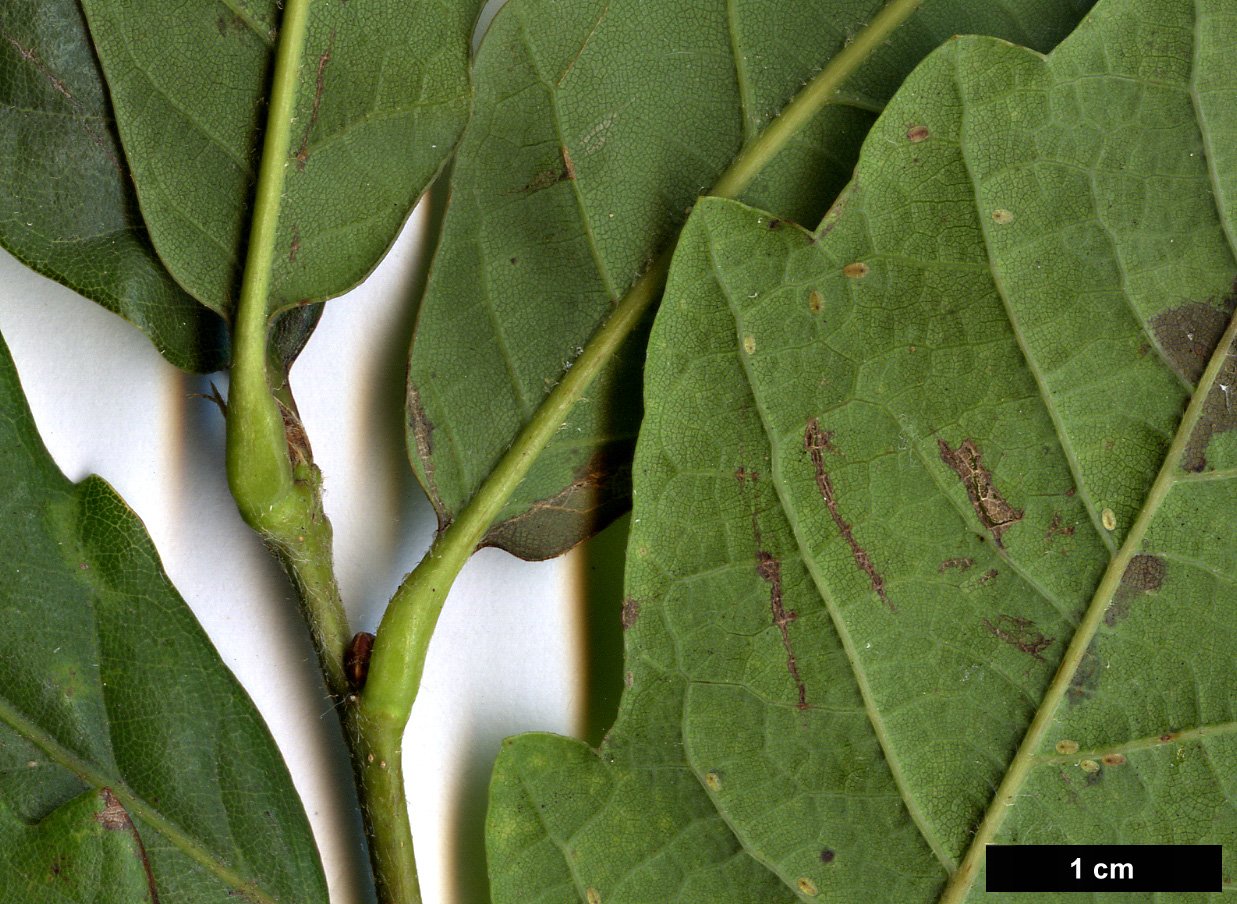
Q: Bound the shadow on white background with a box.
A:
[0,187,583,904]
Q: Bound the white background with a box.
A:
[0,188,586,904]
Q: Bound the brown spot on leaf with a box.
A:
[407,384,446,527]
[906,125,929,142]
[843,261,869,279]
[1182,332,1237,472]
[808,289,824,314]
[991,208,1014,224]
[804,419,891,609]
[1122,554,1165,591]
[939,557,974,572]
[766,217,783,230]
[345,632,375,690]
[1067,648,1100,703]
[982,614,1053,661]
[734,466,760,486]
[1101,753,1127,767]
[561,145,575,180]
[938,439,1022,547]
[1106,554,1166,626]
[1044,511,1076,544]
[290,224,300,263]
[820,848,836,864]
[621,597,639,630]
[979,568,998,586]
[1151,301,1233,383]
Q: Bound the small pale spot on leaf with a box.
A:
[808,289,823,313]
[1056,739,1080,755]
[991,208,1014,224]
[843,261,869,279]
[1102,753,1127,767]
[906,125,929,142]
[798,877,819,896]
[1080,759,1100,773]
[743,334,756,354]
[704,772,722,791]
[1101,508,1116,531]
[586,888,601,904]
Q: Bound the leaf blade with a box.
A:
[408,0,1099,560]
[0,327,328,903]
[0,0,227,372]
[488,0,1237,899]
[79,0,482,316]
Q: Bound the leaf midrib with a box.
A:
[940,15,1237,892]
[0,694,286,904]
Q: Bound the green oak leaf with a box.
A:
[0,0,226,373]
[78,0,482,317]
[488,0,1237,900]
[0,327,327,902]
[1,789,157,903]
[406,0,1096,560]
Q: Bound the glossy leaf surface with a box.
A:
[79,0,482,316]
[0,328,327,903]
[0,0,226,372]
[488,1,1237,899]
[407,0,1095,559]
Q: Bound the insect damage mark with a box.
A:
[939,557,974,572]
[621,597,639,630]
[2,29,120,171]
[938,439,1022,547]
[756,547,808,710]
[982,614,1053,661]
[804,419,890,609]
[295,31,335,170]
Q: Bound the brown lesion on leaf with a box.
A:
[939,557,974,572]
[621,597,639,630]
[1067,646,1100,704]
[1044,511,1076,544]
[290,224,300,263]
[755,546,808,711]
[982,614,1053,662]
[295,30,335,170]
[1182,332,1237,472]
[518,147,576,196]
[1151,300,1233,383]
[96,789,160,902]
[804,419,891,610]
[406,384,447,527]
[1105,554,1166,626]
[938,439,1022,547]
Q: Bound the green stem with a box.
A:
[361,0,924,726]
[226,0,309,534]
[937,306,1237,903]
